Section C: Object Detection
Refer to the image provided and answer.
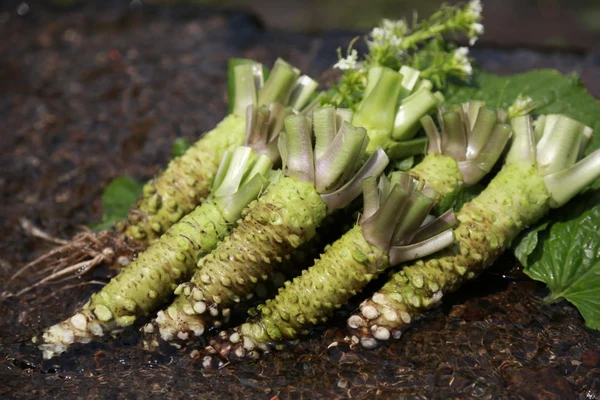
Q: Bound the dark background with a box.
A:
[1,1,600,399]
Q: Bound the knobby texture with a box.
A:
[408,153,463,198]
[124,114,246,242]
[38,200,231,359]
[142,176,326,349]
[347,163,550,346]
[210,225,387,359]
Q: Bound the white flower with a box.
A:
[468,0,483,18]
[382,19,408,36]
[453,47,473,76]
[371,27,385,42]
[463,63,473,76]
[468,23,484,45]
[454,46,469,60]
[334,49,359,70]
[367,18,408,59]
[390,36,403,47]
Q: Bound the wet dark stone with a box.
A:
[582,349,600,368]
[1,2,600,399]
[504,367,576,399]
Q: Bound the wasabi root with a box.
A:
[125,58,318,242]
[206,173,456,363]
[344,114,600,349]
[141,107,389,351]
[37,145,274,359]
[248,99,513,319]
[10,58,317,299]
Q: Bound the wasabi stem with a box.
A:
[12,58,318,300]
[37,139,277,359]
[205,174,456,363]
[141,108,389,351]
[408,101,512,206]
[351,65,444,158]
[324,1,483,110]
[344,114,600,349]
[125,58,318,242]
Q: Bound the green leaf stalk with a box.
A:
[206,173,456,363]
[36,144,275,359]
[140,107,389,351]
[344,114,600,349]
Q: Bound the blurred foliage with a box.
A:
[42,0,600,50]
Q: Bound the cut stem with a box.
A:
[257,58,300,107]
[280,115,315,183]
[232,62,263,117]
[392,90,443,141]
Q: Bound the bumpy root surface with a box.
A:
[207,225,387,362]
[141,177,326,351]
[408,153,463,199]
[123,114,245,242]
[344,163,550,349]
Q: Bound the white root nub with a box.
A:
[347,315,364,329]
[229,332,241,343]
[193,301,206,314]
[373,326,390,341]
[360,337,378,349]
[372,293,387,305]
[361,305,380,320]
[70,314,87,331]
[400,311,412,324]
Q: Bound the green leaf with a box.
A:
[446,69,600,329]
[445,69,600,167]
[523,191,600,330]
[171,137,191,159]
[91,176,143,231]
[513,222,549,267]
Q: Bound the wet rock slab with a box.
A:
[1,2,600,399]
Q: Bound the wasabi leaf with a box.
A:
[523,191,600,330]
[447,69,600,330]
[513,222,548,267]
[91,176,143,231]
[445,69,600,172]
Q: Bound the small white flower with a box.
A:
[382,19,408,36]
[369,18,408,47]
[453,47,473,76]
[468,0,483,18]
[390,36,403,47]
[454,46,469,60]
[334,49,359,70]
[468,23,484,45]
[463,63,473,75]
[370,27,385,42]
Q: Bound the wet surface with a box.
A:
[2,2,600,399]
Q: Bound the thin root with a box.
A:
[3,221,144,300]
